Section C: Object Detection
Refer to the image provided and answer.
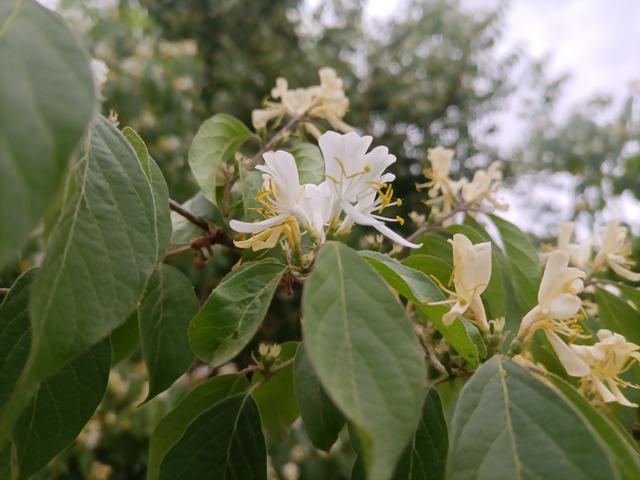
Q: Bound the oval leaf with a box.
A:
[189,259,286,366]
[158,393,266,480]
[0,0,95,265]
[303,242,425,480]
[290,143,324,184]
[293,344,345,451]
[595,287,640,345]
[147,374,249,480]
[188,113,251,205]
[139,264,199,402]
[447,356,617,480]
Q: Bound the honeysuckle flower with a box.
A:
[230,151,306,251]
[570,329,640,407]
[296,182,335,242]
[318,131,420,248]
[593,220,640,282]
[90,58,108,91]
[519,250,589,376]
[416,147,459,217]
[556,222,592,270]
[440,234,492,331]
[459,162,507,210]
[251,68,352,133]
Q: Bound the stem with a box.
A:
[247,357,296,394]
[164,245,193,258]
[168,198,236,250]
[246,115,302,169]
[169,198,209,232]
[0,288,9,295]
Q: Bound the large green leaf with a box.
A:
[251,342,299,439]
[303,242,425,480]
[27,114,168,380]
[361,250,484,367]
[290,142,324,184]
[139,264,199,402]
[489,214,541,314]
[12,339,111,479]
[0,270,35,410]
[447,356,617,480]
[402,254,452,286]
[158,393,266,480]
[392,388,448,480]
[413,234,452,262]
[147,374,249,480]
[549,373,640,479]
[0,0,95,266]
[188,113,251,205]
[189,259,287,366]
[595,287,640,345]
[110,312,140,366]
[293,344,345,451]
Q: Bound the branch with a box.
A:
[0,288,9,295]
[168,198,236,250]
[169,198,209,232]
[246,115,302,169]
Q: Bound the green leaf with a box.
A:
[290,143,324,184]
[549,373,640,479]
[251,342,299,439]
[489,214,541,314]
[293,344,345,451]
[13,339,111,479]
[239,167,263,222]
[0,0,95,266]
[392,388,448,480]
[402,254,452,286]
[188,113,251,205]
[139,264,199,402]
[303,242,425,480]
[147,374,249,480]
[189,259,286,366]
[447,356,617,480]
[413,234,452,261]
[110,312,139,366]
[158,393,266,480]
[616,283,640,311]
[27,114,167,381]
[595,287,640,344]
[0,270,35,410]
[361,250,483,367]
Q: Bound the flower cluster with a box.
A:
[230,131,420,252]
[416,147,506,220]
[251,68,352,137]
[550,220,640,282]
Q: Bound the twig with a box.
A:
[247,357,296,394]
[163,245,193,258]
[0,288,9,295]
[169,198,209,232]
[246,115,302,169]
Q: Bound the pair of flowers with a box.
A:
[230,131,421,251]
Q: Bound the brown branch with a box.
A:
[169,198,209,232]
[0,288,9,295]
[168,198,236,251]
[246,115,302,169]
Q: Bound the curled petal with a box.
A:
[545,330,590,377]
[230,213,289,233]
[443,300,468,326]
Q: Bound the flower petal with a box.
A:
[548,292,582,320]
[341,201,421,248]
[229,213,289,233]
[545,330,590,377]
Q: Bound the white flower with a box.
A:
[459,161,507,210]
[570,329,640,407]
[296,182,335,242]
[556,222,591,270]
[319,131,420,248]
[90,58,109,91]
[519,250,589,376]
[593,220,640,282]
[441,234,492,331]
[416,147,459,218]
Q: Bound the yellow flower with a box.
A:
[571,329,640,407]
[441,234,492,332]
[593,220,640,282]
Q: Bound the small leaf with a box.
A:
[0,0,95,266]
[303,242,425,480]
[158,393,266,480]
[595,287,640,344]
[290,143,324,184]
[549,373,640,479]
[0,270,35,410]
[392,388,448,480]
[293,344,345,451]
[189,259,287,366]
[188,114,251,205]
[251,342,299,439]
[361,250,483,367]
[447,356,617,480]
[147,374,249,480]
[489,214,541,314]
[13,339,111,479]
[139,264,199,401]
